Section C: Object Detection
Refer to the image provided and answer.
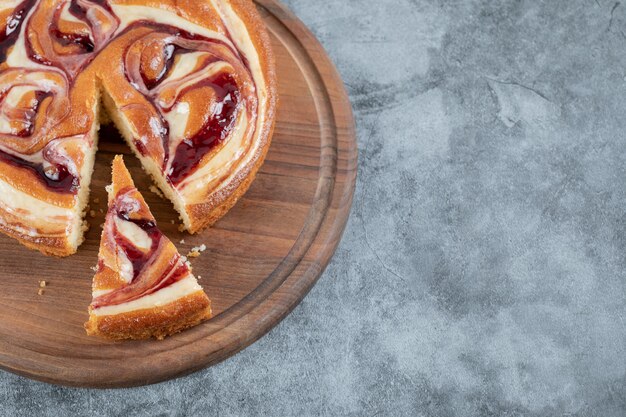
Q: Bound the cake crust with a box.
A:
[85,291,211,340]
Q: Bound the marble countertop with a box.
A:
[2,0,625,416]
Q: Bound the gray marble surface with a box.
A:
[2,0,626,415]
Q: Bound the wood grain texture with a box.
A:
[0,0,357,388]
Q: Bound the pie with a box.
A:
[85,155,211,340]
[0,0,277,256]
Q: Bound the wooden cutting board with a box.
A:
[0,0,356,388]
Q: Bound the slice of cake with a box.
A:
[85,155,211,340]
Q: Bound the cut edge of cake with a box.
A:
[101,89,193,231]
[66,91,102,254]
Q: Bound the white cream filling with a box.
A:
[156,60,230,109]
[92,288,112,298]
[0,178,73,219]
[0,86,35,134]
[113,216,152,250]
[59,2,83,24]
[0,0,24,12]
[0,77,59,134]
[91,274,202,316]
[112,4,233,48]
[0,116,14,135]
[3,85,34,107]
[116,247,134,283]
[164,101,189,141]
[166,52,211,83]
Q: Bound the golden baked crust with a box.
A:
[86,155,211,340]
[0,0,276,254]
[85,291,211,340]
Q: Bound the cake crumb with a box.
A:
[191,244,206,252]
[197,275,202,280]
[37,288,44,296]
[178,224,185,232]
[150,185,165,199]
[89,210,96,218]
[99,208,104,214]
[94,197,100,204]
[90,265,98,272]
[187,244,206,258]
[39,280,46,288]
[179,239,185,244]
[180,255,192,269]
[170,219,175,224]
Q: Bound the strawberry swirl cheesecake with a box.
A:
[0,0,277,256]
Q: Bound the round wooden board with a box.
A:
[0,0,356,388]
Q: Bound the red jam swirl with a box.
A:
[113,213,161,280]
[168,73,241,185]
[0,150,79,193]
[91,254,190,308]
[91,189,191,308]
[120,22,255,186]
[0,88,78,193]
[51,0,116,54]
